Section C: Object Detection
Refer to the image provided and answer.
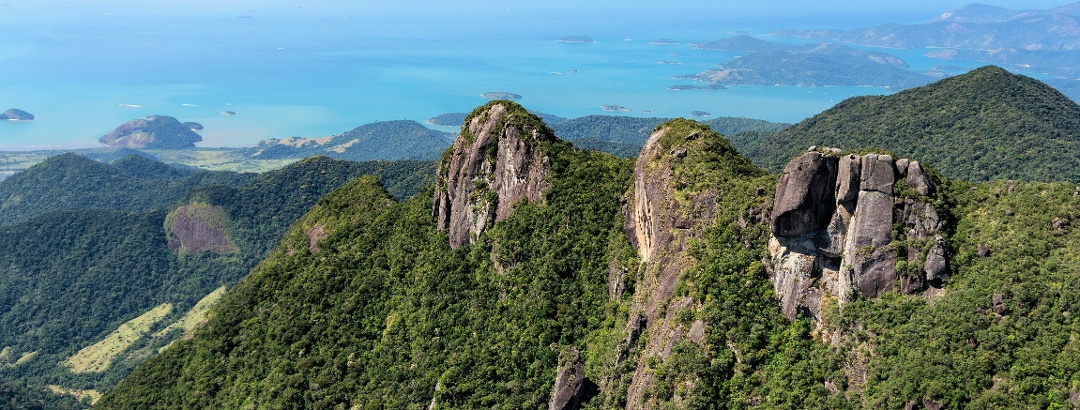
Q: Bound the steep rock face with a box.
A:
[432,101,555,249]
[99,115,203,149]
[768,148,948,321]
[620,119,759,408]
[549,347,585,410]
[771,150,839,237]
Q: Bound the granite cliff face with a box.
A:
[768,148,949,321]
[432,101,555,249]
[619,119,763,408]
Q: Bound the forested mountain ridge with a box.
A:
[0,153,255,226]
[0,155,436,406]
[551,115,788,158]
[99,100,1080,408]
[734,66,1080,182]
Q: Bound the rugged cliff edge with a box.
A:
[768,147,949,321]
[433,100,556,249]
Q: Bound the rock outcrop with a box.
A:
[432,101,555,249]
[768,148,948,321]
[164,202,237,255]
[99,115,202,149]
[549,347,585,410]
[0,108,34,121]
[620,119,762,409]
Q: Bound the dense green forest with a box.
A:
[99,145,635,408]
[98,103,1080,408]
[735,66,1080,182]
[0,155,436,405]
[0,378,85,410]
[0,153,255,225]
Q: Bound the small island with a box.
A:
[221,111,237,116]
[668,84,727,91]
[691,110,712,118]
[1,108,34,121]
[99,115,203,149]
[427,113,468,126]
[601,104,631,112]
[651,38,678,45]
[481,92,522,100]
[557,36,594,43]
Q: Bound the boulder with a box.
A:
[907,160,934,196]
[771,151,839,238]
[859,154,895,194]
[549,347,584,410]
[766,148,948,319]
[835,154,861,205]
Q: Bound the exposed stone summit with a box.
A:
[432,101,555,249]
[768,148,948,321]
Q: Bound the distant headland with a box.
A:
[1,108,34,121]
[481,92,522,100]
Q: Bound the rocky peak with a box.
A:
[621,119,760,408]
[768,148,949,321]
[432,101,555,249]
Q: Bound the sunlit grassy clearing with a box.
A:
[48,385,102,404]
[62,303,173,373]
[154,286,227,338]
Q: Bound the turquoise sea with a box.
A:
[0,3,963,150]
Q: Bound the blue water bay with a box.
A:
[0,5,947,149]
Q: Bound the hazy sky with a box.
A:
[4,0,1078,20]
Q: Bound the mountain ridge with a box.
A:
[733,65,1080,182]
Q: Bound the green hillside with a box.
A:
[0,378,85,409]
[552,115,787,158]
[0,153,255,226]
[100,138,639,408]
[98,105,1080,408]
[0,156,435,405]
[736,66,1080,182]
